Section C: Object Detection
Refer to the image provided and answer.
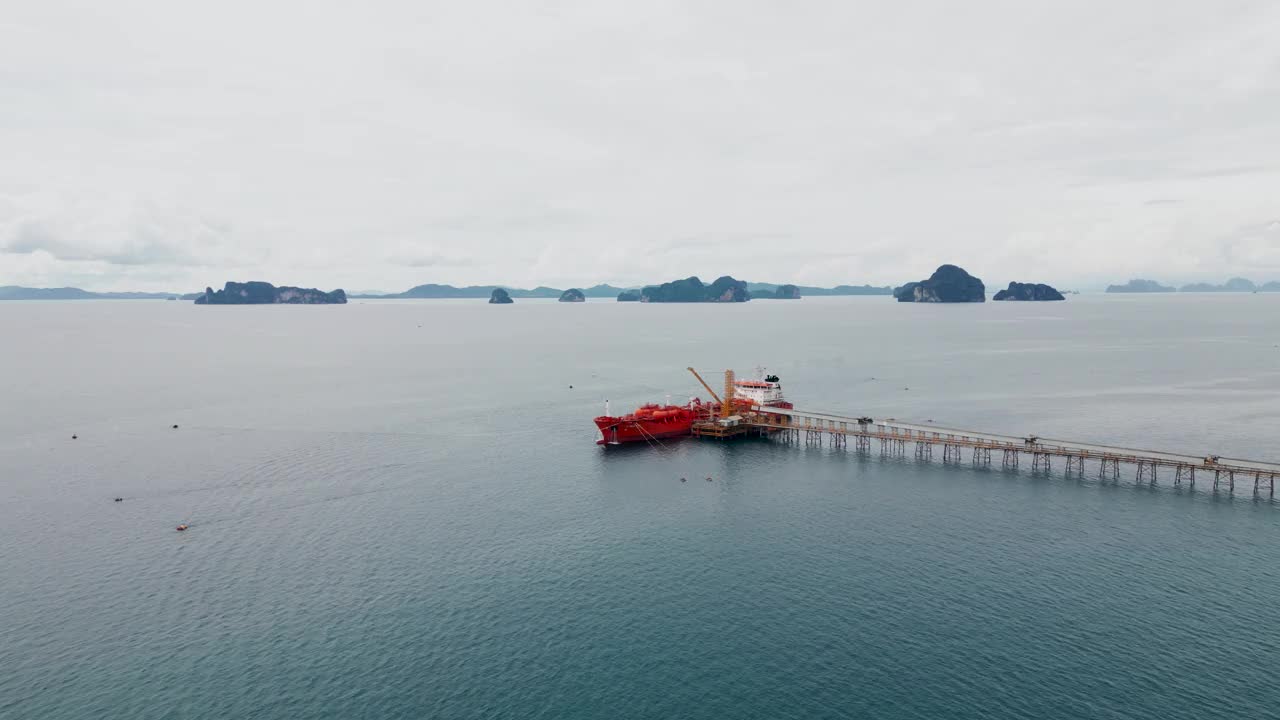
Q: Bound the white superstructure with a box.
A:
[733,370,786,406]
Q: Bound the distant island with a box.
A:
[756,284,801,299]
[746,282,891,296]
[1105,279,1175,293]
[195,281,347,304]
[354,283,629,299]
[558,288,585,302]
[353,280,893,300]
[1178,277,1274,292]
[0,286,184,301]
[639,276,750,302]
[894,265,985,303]
[1107,277,1280,293]
[993,282,1065,301]
[489,288,513,304]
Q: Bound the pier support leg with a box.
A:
[1002,449,1019,470]
[1098,458,1119,481]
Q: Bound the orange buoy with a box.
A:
[176,524,189,532]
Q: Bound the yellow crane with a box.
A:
[687,367,737,419]
[686,367,722,404]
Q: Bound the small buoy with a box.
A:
[569,385,573,389]
[706,476,713,482]
[114,497,123,502]
[680,477,686,482]
[71,434,78,440]
[175,524,188,532]
[172,424,179,429]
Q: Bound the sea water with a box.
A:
[2,295,1279,719]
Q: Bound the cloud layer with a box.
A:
[3,1,1280,292]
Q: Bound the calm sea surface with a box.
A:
[3,295,1280,719]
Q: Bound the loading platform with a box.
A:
[693,405,1279,496]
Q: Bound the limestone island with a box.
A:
[616,290,641,302]
[489,288,514,304]
[558,288,586,302]
[1105,279,1174,293]
[770,284,801,299]
[195,281,346,304]
[639,276,750,302]
[1180,277,1257,293]
[893,265,985,303]
[993,282,1065,301]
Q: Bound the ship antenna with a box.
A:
[605,399,610,417]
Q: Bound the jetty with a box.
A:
[686,369,1279,496]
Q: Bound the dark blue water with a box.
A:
[3,296,1279,718]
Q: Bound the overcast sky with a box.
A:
[3,1,1279,292]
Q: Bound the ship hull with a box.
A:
[594,401,707,445]
[595,417,695,445]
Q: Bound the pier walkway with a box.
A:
[692,405,1279,496]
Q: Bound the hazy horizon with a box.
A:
[12,271,1280,296]
[4,2,1279,293]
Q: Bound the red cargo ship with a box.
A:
[594,371,792,445]
[594,399,710,445]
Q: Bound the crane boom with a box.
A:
[686,367,723,404]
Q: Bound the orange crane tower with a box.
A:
[685,366,739,420]
[723,370,736,419]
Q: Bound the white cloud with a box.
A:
[2,0,1280,292]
